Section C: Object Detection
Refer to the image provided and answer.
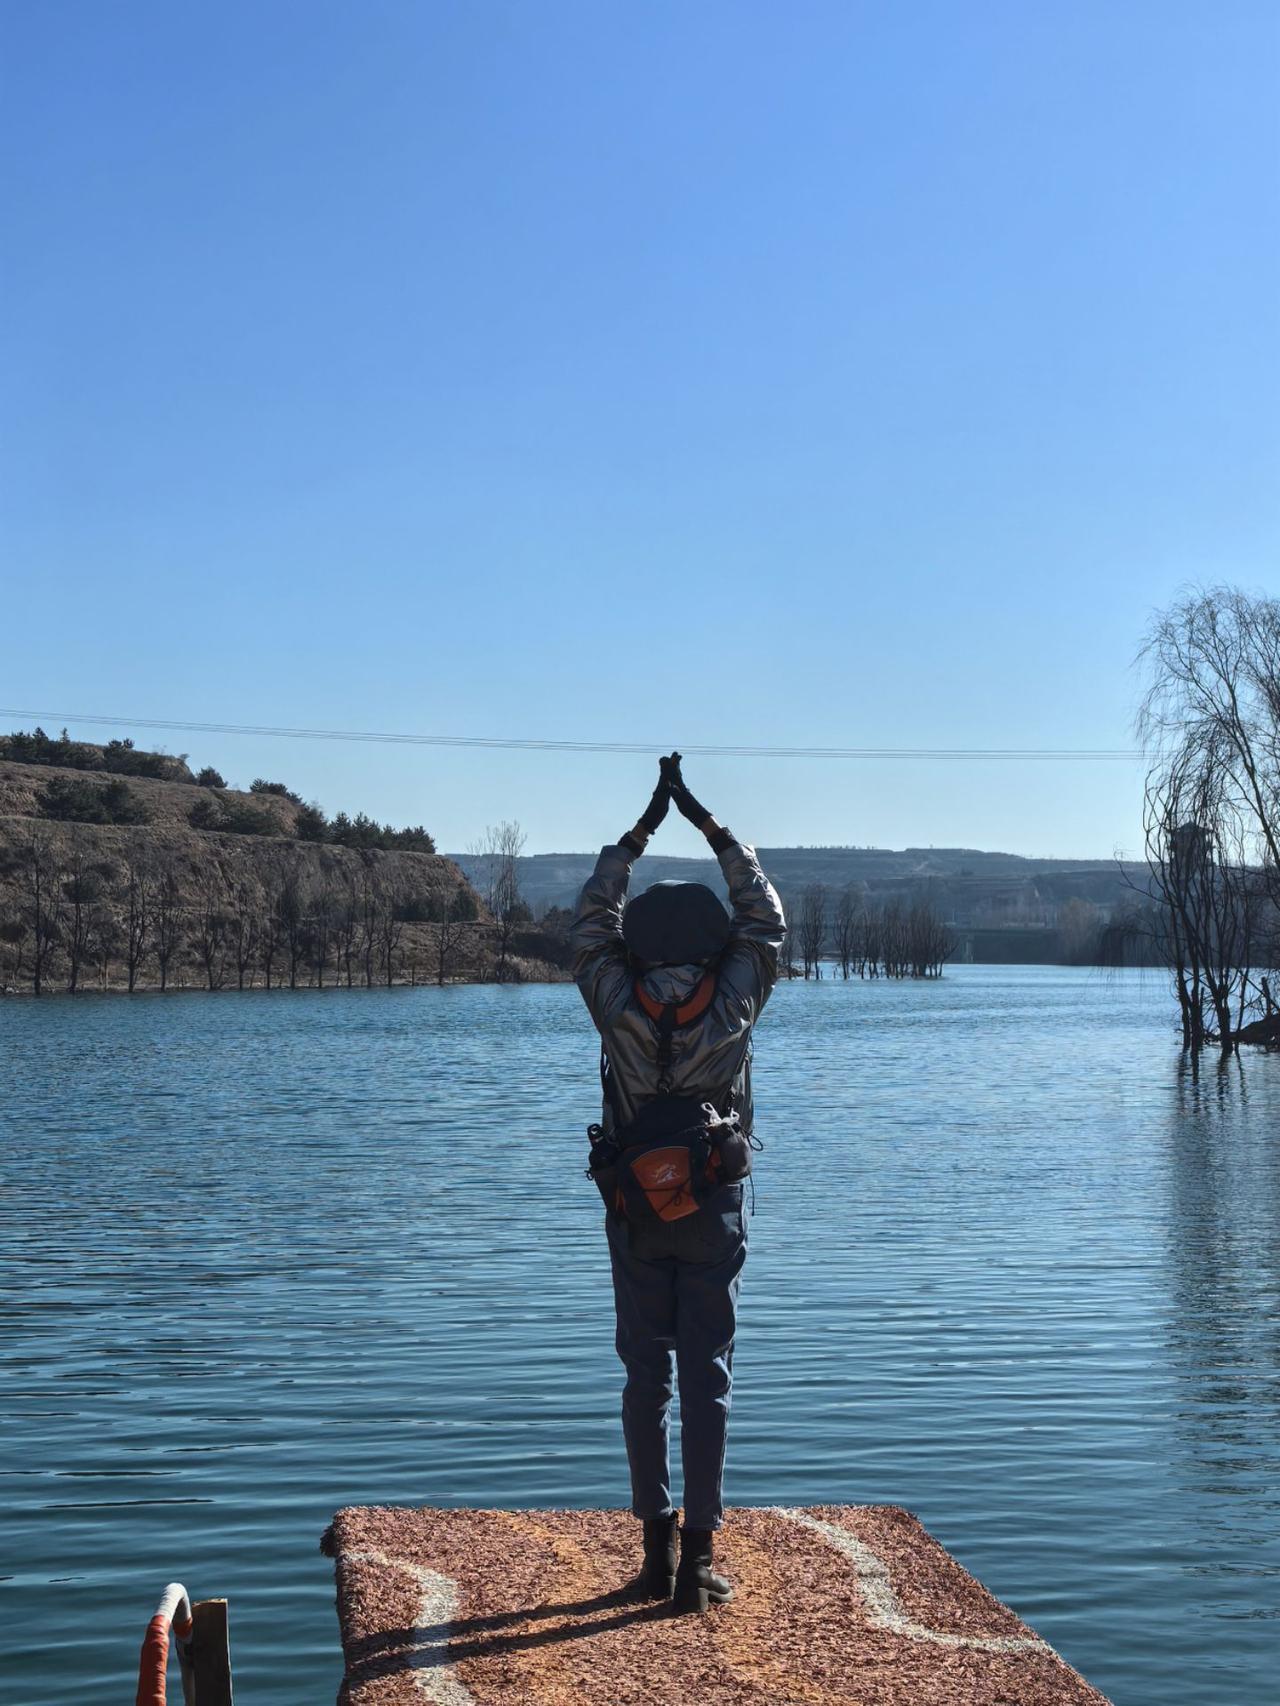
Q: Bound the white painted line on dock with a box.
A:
[769,1509,1053,1654]
[344,1546,477,1705]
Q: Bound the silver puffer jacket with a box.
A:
[569,840,787,1135]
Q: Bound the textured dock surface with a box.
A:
[329,1504,1111,1706]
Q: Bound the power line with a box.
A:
[0,706,1143,761]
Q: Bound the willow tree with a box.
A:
[1137,587,1279,1049]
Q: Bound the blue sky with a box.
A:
[3,2,1277,858]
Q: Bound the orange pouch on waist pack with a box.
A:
[624,1140,708,1222]
[613,1096,721,1223]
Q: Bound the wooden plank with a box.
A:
[191,1598,233,1706]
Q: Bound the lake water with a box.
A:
[2,966,1278,1705]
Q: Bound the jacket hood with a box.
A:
[635,962,709,1005]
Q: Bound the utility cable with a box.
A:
[0,707,1142,761]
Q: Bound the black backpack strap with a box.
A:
[600,1045,622,1120]
[602,1019,678,1115]
[655,1003,678,1095]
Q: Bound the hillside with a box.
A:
[0,751,566,993]
[0,756,302,836]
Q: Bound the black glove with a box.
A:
[663,752,712,828]
[637,767,672,836]
[619,757,673,855]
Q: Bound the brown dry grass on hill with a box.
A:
[0,758,580,994]
[0,757,299,833]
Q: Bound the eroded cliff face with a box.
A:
[0,758,495,992]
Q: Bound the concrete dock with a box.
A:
[328,1503,1111,1705]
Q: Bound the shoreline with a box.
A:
[1,970,572,999]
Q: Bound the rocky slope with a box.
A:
[0,757,507,992]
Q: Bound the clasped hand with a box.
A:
[636,751,711,837]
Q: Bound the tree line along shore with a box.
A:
[0,734,571,994]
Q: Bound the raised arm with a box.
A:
[568,760,672,1025]
[666,756,787,1014]
[716,839,787,1012]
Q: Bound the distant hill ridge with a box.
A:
[450,845,1154,939]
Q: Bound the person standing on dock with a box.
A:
[570,754,786,1613]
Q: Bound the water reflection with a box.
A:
[1153,1055,1280,1679]
[2,969,1278,1704]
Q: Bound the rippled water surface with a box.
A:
[3,967,1279,1704]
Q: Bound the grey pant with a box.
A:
[605,1180,748,1531]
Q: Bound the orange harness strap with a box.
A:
[634,971,716,1027]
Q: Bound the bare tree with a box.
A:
[1139,757,1255,1051]
[907,898,956,978]
[1127,770,1204,1049]
[259,878,284,990]
[798,883,826,979]
[308,878,336,988]
[25,834,63,997]
[336,876,360,988]
[276,872,306,990]
[62,845,101,994]
[229,880,260,991]
[153,871,184,992]
[377,875,405,986]
[434,887,465,985]
[90,908,121,990]
[471,821,527,980]
[466,832,499,917]
[861,901,882,977]
[1137,587,1280,1045]
[1140,588,1280,882]
[0,905,29,991]
[123,853,152,992]
[881,899,909,978]
[194,876,230,991]
[359,867,380,988]
[832,886,859,979]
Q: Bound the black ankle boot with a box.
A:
[673,1524,733,1613]
[632,1512,678,1599]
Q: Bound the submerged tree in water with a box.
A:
[787,882,954,980]
[1133,587,1280,1051]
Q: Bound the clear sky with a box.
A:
[3,2,1277,859]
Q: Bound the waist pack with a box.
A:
[588,1096,753,1222]
[585,969,757,1222]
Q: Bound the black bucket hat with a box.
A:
[622,881,730,966]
